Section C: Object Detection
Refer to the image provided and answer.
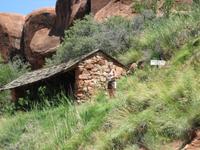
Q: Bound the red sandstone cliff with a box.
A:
[94,0,135,21]
[0,13,25,62]
[94,0,193,21]
[0,0,90,69]
[53,0,90,37]
[22,0,90,69]
[21,8,59,69]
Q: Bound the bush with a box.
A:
[0,56,30,115]
[193,0,200,4]
[47,16,134,65]
[132,0,158,14]
[0,92,15,115]
[163,0,174,18]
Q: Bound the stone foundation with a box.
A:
[75,52,126,102]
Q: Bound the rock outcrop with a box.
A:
[91,0,110,15]
[21,8,59,69]
[53,0,90,37]
[93,0,193,21]
[183,130,200,150]
[22,0,90,69]
[0,13,25,62]
[94,0,135,21]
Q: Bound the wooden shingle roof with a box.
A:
[0,49,127,91]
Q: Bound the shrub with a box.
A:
[193,0,200,4]
[47,16,133,65]
[119,50,142,65]
[163,0,174,18]
[47,16,99,65]
[0,56,30,115]
[132,0,158,14]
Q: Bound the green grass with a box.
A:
[0,40,200,149]
[0,6,200,150]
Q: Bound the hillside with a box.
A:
[0,1,200,150]
[0,4,200,149]
[0,37,200,150]
[0,0,195,69]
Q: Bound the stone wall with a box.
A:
[91,0,110,15]
[75,52,126,102]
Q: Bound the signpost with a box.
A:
[150,60,166,67]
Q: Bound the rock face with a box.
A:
[0,13,25,62]
[22,0,90,69]
[94,0,135,21]
[53,0,72,37]
[53,0,90,37]
[93,0,193,21]
[91,0,110,15]
[75,52,126,102]
[21,8,59,69]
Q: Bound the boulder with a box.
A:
[0,13,25,62]
[22,8,60,69]
[53,0,90,37]
[22,1,90,69]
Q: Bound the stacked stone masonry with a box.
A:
[75,52,126,102]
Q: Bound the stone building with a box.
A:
[0,49,127,102]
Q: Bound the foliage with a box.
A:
[163,0,175,17]
[0,56,30,115]
[47,16,133,65]
[193,0,200,4]
[0,4,200,150]
[132,0,158,13]
[0,38,200,149]
[47,6,200,67]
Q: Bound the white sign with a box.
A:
[150,60,166,66]
[150,60,158,66]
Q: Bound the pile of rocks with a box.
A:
[75,52,126,101]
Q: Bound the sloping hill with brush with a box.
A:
[0,37,200,150]
[0,3,200,150]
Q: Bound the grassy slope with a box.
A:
[0,39,200,150]
[0,9,200,150]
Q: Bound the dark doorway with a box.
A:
[35,69,76,99]
[15,69,76,109]
[61,69,76,98]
